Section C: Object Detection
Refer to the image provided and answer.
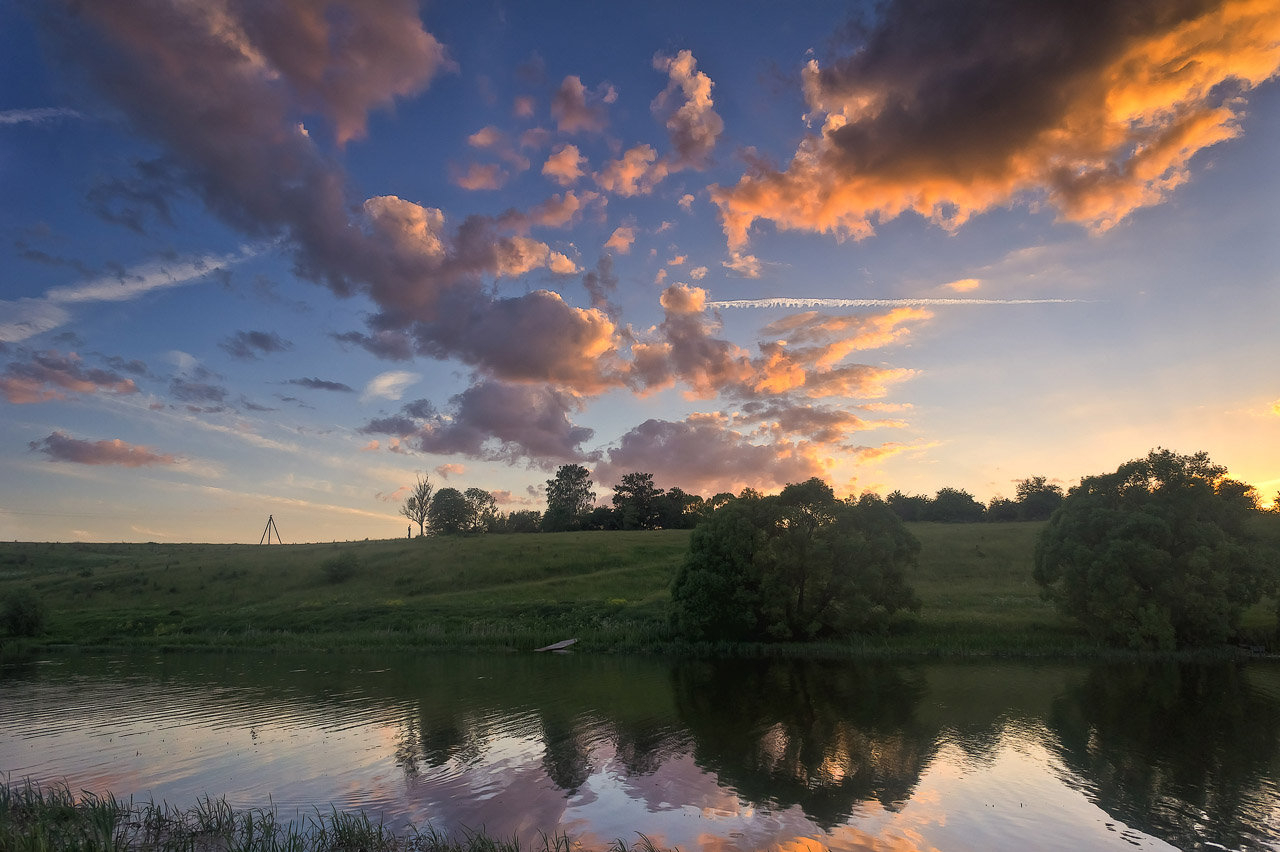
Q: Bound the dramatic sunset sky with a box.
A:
[1,1,1277,542]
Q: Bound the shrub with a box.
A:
[321,552,359,584]
[2,588,46,637]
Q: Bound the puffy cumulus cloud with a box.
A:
[542,143,586,186]
[735,400,898,445]
[605,226,636,254]
[722,251,763,278]
[360,370,419,402]
[592,414,827,496]
[946,277,981,292]
[581,255,620,315]
[595,144,670,197]
[0,350,139,404]
[219,330,292,360]
[502,190,601,232]
[29,431,178,467]
[414,290,626,394]
[362,382,599,466]
[667,254,687,266]
[690,266,708,280]
[451,162,508,190]
[551,75,611,134]
[651,50,724,169]
[48,5,612,395]
[759,307,931,369]
[629,286,921,401]
[678,193,695,212]
[434,462,465,479]
[630,284,756,398]
[712,0,1280,248]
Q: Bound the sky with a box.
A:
[1,0,1278,543]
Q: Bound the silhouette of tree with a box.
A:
[463,487,498,533]
[612,471,663,529]
[428,487,469,535]
[399,474,432,537]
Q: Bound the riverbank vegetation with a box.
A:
[0,780,669,852]
[2,515,1276,655]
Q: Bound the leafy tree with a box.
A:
[428,487,470,535]
[399,474,433,537]
[499,509,542,533]
[1015,475,1065,520]
[925,487,985,522]
[886,490,931,522]
[612,471,663,529]
[1033,449,1273,650]
[655,487,701,529]
[2,588,45,637]
[986,496,1020,522]
[670,478,921,641]
[584,505,620,530]
[543,464,596,532]
[463,487,499,533]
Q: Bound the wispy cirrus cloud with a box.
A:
[0,247,257,343]
[0,107,81,125]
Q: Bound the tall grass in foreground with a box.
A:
[0,779,676,852]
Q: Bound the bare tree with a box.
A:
[400,474,432,537]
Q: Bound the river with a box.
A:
[1,652,1277,851]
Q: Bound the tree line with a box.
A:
[401,465,1078,537]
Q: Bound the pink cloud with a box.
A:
[592,414,826,497]
[551,75,611,134]
[0,350,139,403]
[651,50,723,169]
[29,431,177,467]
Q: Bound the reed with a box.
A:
[0,780,681,852]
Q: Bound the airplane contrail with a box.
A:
[706,297,1094,309]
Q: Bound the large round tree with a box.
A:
[1033,449,1272,650]
[670,479,921,642]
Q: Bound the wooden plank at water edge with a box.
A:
[534,638,578,652]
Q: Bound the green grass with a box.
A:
[1,520,1275,655]
[0,779,676,852]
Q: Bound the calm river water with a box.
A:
[1,652,1278,851]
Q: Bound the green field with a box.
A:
[1,520,1276,654]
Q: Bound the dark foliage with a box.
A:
[2,588,46,636]
[1033,449,1274,650]
[670,479,921,641]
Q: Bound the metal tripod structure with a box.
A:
[259,514,283,544]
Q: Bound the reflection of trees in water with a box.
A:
[1049,662,1280,852]
[672,659,936,827]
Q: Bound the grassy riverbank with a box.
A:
[2,520,1276,654]
[0,780,665,852]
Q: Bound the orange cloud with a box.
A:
[451,162,508,190]
[542,143,586,185]
[551,75,611,133]
[595,144,670,196]
[712,0,1280,248]
[946,278,980,292]
[434,463,465,479]
[605,226,636,253]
